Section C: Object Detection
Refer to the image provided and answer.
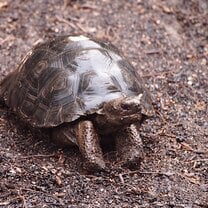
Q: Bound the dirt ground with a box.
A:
[0,0,207,207]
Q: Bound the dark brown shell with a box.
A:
[0,35,152,127]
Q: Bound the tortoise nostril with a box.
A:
[121,103,131,110]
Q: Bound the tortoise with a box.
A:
[0,35,154,170]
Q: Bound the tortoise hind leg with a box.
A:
[52,123,77,147]
[115,123,144,168]
[76,120,106,171]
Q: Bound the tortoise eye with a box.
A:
[18,81,22,88]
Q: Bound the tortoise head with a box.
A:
[97,93,154,127]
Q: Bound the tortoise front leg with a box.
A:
[52,121,106,170]
[76,120,106,170]
[115,123,144,168]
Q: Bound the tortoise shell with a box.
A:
[0,35,153,127]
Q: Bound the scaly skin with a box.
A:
[115,123,144,167]
[76,120,106,170]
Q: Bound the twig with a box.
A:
[19,153,55,159]
[118,173,125,184]
[178,173,200,185]
[194,158,208,162]
[193,150,208,155]
[56,15,77,29]
[145,50,161,55]
[118,170,175,177]
[155,109,168,124]
[22,187,64,206]
[63,0,68,9]
[78,3,100,10]
[0,35,15,46]
[0,201,10,206]
[0,196,22,206]
[15,189,27,208]
[55,15,87,33]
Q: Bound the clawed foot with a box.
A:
[83,156,106,171]
[119,150,144,169]
[116,124,144,169]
